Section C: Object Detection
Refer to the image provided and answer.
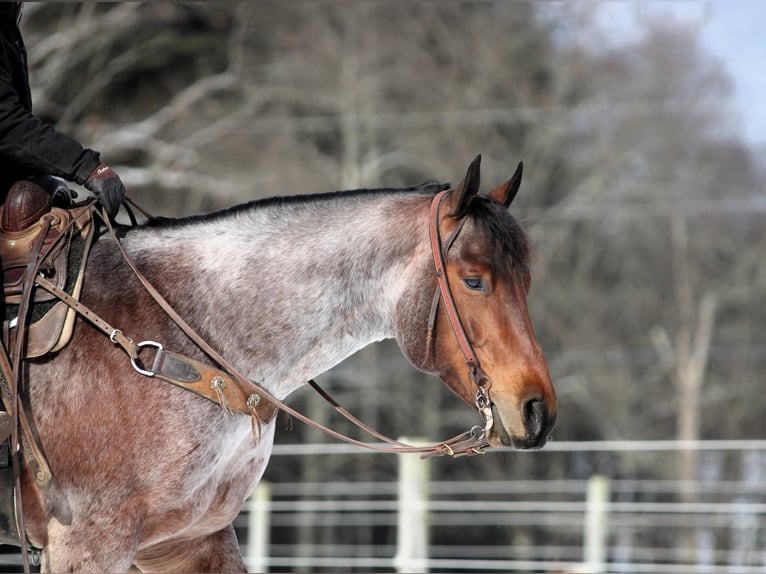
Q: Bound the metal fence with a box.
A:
[237,440,766,574]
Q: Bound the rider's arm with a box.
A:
[0,38,101,184]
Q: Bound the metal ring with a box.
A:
[130,340,163,377]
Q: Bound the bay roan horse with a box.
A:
[19,155,556,572]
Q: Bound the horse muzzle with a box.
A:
[485,394,557,450]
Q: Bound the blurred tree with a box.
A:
[13,1,766,564]
[529,15,763,440]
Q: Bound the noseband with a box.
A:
[427,190,494,434]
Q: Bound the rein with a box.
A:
[37,194,492,458]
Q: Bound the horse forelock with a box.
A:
[467,196,532,281]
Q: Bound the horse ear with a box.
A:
[486,161,523,208]
[448,154,482,218]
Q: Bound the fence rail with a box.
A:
[238,440,766,573]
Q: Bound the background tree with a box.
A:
[14,1,766,565]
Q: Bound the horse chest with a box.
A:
[139,421,276,544]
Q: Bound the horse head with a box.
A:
[398,155,557,450]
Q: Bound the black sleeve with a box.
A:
[0,45,101,185]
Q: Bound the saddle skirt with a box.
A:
[0,180,95,358]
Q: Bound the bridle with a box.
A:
[34,192,494,457]
[426,189,494,434]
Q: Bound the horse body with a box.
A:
[18,158,557,572]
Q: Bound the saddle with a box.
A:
[0,179,96,550]
[1,180,95,358]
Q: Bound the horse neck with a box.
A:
[124,192,432,399]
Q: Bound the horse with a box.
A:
[16,155,557,572]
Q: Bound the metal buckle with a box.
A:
[130,341,163,377]
[476,387,494,433]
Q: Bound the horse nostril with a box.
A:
[523,397,547,437]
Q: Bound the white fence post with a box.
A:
[246,480,272,574]
[394,438,430,573]
[582,474,610,573]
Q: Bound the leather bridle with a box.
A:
[427,189,494,435]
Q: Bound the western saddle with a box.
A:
[0,178,95,548]
[1,179,94,360]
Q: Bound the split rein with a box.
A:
[37,195,492,459]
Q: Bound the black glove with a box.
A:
[84,163,126,219]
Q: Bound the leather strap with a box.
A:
[35,275,138,361]
[0,357,51,489]
[428,190,494,431]
[424,211,467,364]
[7,216,51,573]
[150,346,278,424]
[0,348,51,489]
[429,191,479,369]
[10,219,55,490]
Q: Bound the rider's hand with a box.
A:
[84,163,126,219]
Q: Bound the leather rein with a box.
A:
[38,191,493,458]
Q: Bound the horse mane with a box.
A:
[467,195,532,279]
[124,180,529,277]
[134,180,450,231]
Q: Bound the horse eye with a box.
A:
[463,277,485,291]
